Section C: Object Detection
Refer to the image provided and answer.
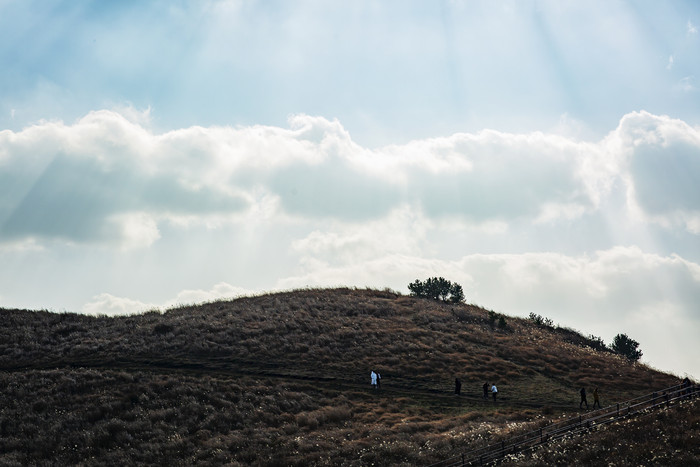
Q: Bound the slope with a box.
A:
[0,288,686,465]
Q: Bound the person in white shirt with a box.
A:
[491,383,498,401]
[370,371,377,389]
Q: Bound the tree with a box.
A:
[408,277,465,304]
[448,282,465,304]
[610,333,643,361]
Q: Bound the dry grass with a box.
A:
[0,287,691,465]
[500,398,700,466]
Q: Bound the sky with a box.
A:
[1,0,699,380]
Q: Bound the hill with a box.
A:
[0,287,694,465]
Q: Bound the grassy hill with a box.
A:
[0,288,696,465]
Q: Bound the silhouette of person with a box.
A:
[592,387,601,409]
[376,371,381,389]
[455,378,461,395]
[491,383,498,402]
[580,387,588,409]
[483,382,489,399]
[370,370,377,389]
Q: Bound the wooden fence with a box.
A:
[429,382,697,466]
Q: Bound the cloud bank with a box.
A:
[2,109,698,244]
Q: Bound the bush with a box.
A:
[528,313,553,327]
[610,333,643,361]
[408,277,465,304]
[497,316,507,329]
[585,334,606,351]
[488,310,497,326]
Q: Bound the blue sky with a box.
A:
[1,0,699,379]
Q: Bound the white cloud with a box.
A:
[82,293,157,316]
[677,76,696,93]
[291,206,432,263]
[278,244,700,322]
[166,282,251,307]
[82,282,252,316]
[3,109,700,252]
[609,111,700,233]
[111,212,161,250]
[688,20,698,36]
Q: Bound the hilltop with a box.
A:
[0,288,694,465]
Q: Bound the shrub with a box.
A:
[585,334,606,351]
[408,278,465,304]
[528,312,554,327]
[488,311,497,326]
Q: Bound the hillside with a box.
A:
[0,288,693,465]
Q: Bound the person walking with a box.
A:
[370,370,377,389]
[483,382,489,400]
[455,378,462,395]
[491,383,498,402]
[376,372,381,389]
[592,387,601,409]
[580,387,588,409]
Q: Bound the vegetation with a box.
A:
[487,310,508,329]
[528,312,554,328]
[408,277,465,303]
[610,333,643,362]
[500,398,700,465]
[0,288,691,465]
[527,314,611,354]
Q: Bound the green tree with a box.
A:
[610,333,643,361]
[408,277,465,304]
[448,282,465,304]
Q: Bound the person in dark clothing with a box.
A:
[592,387,601,409]
[483,382,489,399]
[580,387,588,409]
[455,378,461,395]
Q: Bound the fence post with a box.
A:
[461,453,465,467]
[616,403,619,417]
[540,428,543,443]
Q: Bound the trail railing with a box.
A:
[429,382,697,467]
